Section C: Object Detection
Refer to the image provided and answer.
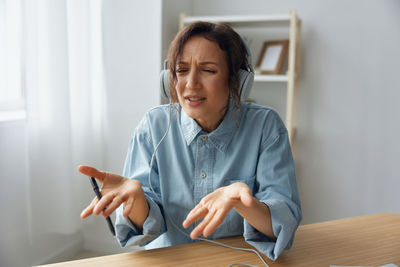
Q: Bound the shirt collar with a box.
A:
[180,98,241,153]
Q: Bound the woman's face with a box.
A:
[175,36,230,132]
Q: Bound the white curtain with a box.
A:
[24,0,105,252]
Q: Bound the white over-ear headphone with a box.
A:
[160,37,254,101]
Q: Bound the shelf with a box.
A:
[182,14,291,25]
[254,74,289,82]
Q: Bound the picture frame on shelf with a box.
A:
[256,40,289,74]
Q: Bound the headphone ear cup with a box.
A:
[238,69,254,101]
[160,69,170,100]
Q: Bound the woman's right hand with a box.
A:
[78,165,149,229]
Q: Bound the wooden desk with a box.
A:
[39,213,400,266]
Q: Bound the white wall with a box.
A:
[161,0,193,61]
[180,0,400,223]
[102,0,162,174]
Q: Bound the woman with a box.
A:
[79,21,301,261]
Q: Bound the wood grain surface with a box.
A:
[37,213,400,267]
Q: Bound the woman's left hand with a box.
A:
[182,182,253,239]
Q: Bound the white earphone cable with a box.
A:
[146,103,269,267]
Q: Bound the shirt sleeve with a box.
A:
[115,114,167,247]
[243,113,302,261]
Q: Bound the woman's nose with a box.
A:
[186,70,200,89]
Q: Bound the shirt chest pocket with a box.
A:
[221,175,256,192]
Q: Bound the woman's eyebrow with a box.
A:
[199,61,218,66]
[177,61,218,66]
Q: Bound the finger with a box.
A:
[203,209,230,237]
[78,165,106,182]
[240,188,253,207]
[93,193,114,215]
[182,205,208,228]
[81,197,97,218]
[190,209,216,239]
[123,197,134,218]
[103,195,124,218]
[81,197,98,219]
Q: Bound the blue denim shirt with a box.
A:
[115,100,302,260]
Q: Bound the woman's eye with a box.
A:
[203,69,216,73]
[176,69,188,74]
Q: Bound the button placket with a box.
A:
[193,134,214,205]
[200,136,208,180]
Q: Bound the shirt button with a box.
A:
[202,136,208,141]
[201,172,207,179]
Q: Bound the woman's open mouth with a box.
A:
[185,96,206,107]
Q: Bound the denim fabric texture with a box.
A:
[115,99,302,260]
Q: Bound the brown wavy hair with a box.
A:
[167,21,250,109]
